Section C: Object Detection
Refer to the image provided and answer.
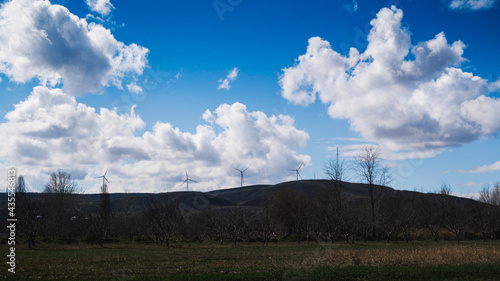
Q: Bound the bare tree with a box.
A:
[44,171,78,194]
[475,182,500,240]
[323,147,349,211]
[417,194,441,242]
[470,201,497,241]
[99,182,111,241]
[87,183,112,247]
[320,147,350,243]
[437,184,471,243]
[256,200,280,245]
[15,175,27,193]
[144,195,181,247]
[16,176,43,248]
[353,145,392,238]
[211,208,230,245]
[440,182,452,196]
[479,182,500,206]
[399,195,418,243]
[186,210,212,243]
[226,208,247,245]
[378,192,403,242]
[43,171,78,240]
[271,189,310,243]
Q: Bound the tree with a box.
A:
[440,182,452,196]
[186,210,212,243]
[353,145,392,238]
[87,183,112,247]
[255,200,280,245]
[44,171,78,194]
[226,208,248,245]
[321,147,349,243]
[211,208,230,245]
[378,192,418,242]
[479,182,500,206]
[470,201,496,241]
[15,175,27,193]
[16,176,43,248]
[476,182,500,240]
[323,147,348,211]
[437,186,471,243]
[417,194,441,242]
[144,195,181,247]
[271,189,310,243]
[43,171,78,240]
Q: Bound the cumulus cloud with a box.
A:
[280,6,500,156]
[86,0,114,16]
[126,82,143,95]
[218,67,239,90]
[0,0,148,96]
[448,0,496,10]
[458,161,500,173]
[0,88,310,193]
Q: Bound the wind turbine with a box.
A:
[181,171,197,192]
[288,163,303,181]
[95,168,110,193]
[234,167,249,187]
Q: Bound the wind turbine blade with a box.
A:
[94,176,102,179]
[234,167,241,172]
[298,172,302,180]
[104,177,110,184]
[104,168,108,177]
[243,167,249,172]
[190,179,198,183]
[298,163,303,170]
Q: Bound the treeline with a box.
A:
[7,172,500,248]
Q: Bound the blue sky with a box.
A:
[0,0,499,195]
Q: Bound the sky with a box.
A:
[0,0,499,196]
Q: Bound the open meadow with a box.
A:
[2,240,500,280]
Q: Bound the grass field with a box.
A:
[2,240,500,280]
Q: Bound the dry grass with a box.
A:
[319,243,500,267]
[2,241,500,280]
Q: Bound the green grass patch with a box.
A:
[1,241,500,280]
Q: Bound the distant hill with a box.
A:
[0,180,473,213]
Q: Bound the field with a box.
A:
[2,240,500,280]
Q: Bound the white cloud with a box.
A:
[218,67,239,90]
[0,88,310,193]
[126,82,143,95]
[461,181,484,186]
[86,0,114,16]
[280,6,500,156]
[448,0,496,10]
[458,161,500,173]
[0,0,148,96]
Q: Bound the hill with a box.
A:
[1,179,474,213]
[2,179,480,218]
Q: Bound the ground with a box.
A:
[2,240,500,280]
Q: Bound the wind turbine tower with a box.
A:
[288,163,303,181]
[95,168,110,193]
[181,171,197,191]
[234,167,249,187]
